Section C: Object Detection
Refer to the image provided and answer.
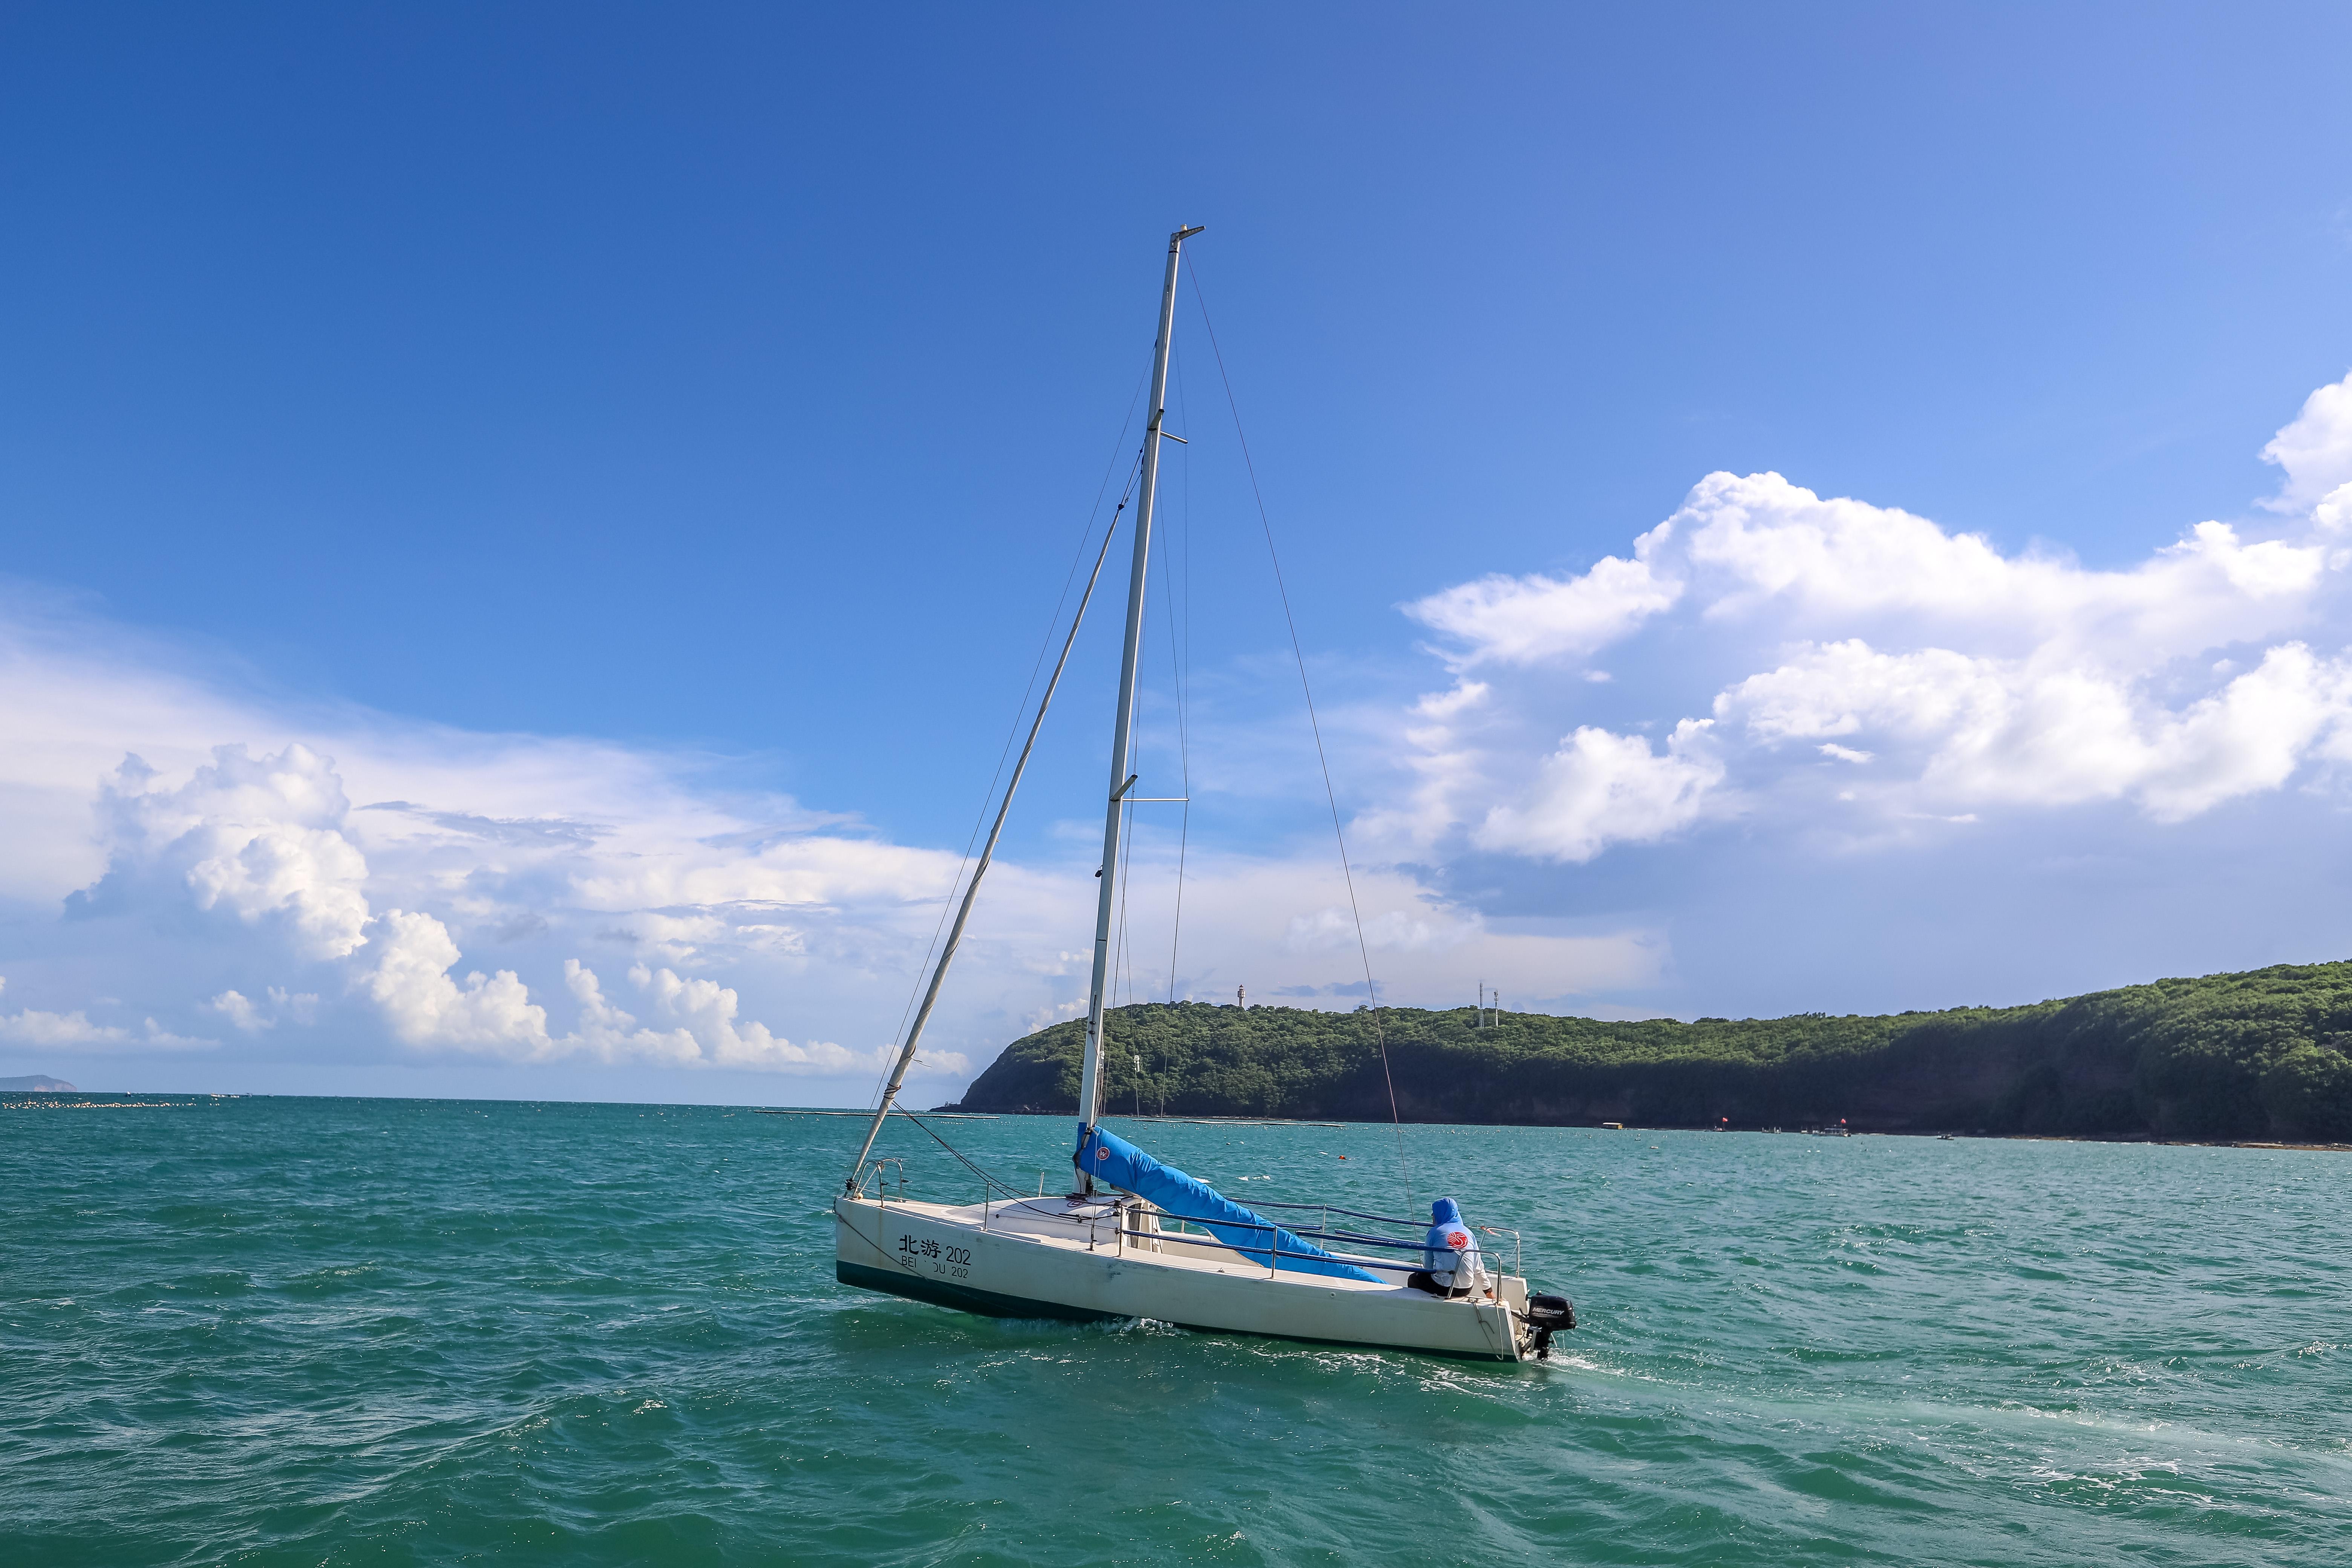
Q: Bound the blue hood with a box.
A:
[1425,1196,1476,1271]
[1075,1124,1380,1284]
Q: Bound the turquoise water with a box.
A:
[4,1095,2347,1565]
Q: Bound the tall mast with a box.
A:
[1076,222,1201,1184]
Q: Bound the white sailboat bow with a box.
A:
[834,225,1574,1363]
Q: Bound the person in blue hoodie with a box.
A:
[1409,1197,1488,1297]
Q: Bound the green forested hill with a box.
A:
[944,962,2352,1141]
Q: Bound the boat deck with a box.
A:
[835,1192,1532,1360]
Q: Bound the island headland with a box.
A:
[941,960,2352,1142]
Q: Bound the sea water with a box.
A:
[3,1094,2346,1565]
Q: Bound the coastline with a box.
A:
[12,1089,2346,1151]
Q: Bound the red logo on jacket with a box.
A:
[1446,1230,1469,1248]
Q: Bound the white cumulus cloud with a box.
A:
[364,908,558,1059]
[0,979,128,1047]
[2263,371,2352,517]
[1392,371,2352,861]
[0,580,1657,1090]
[75,745,372,959]
[1408,554,1680,668]
[0,979,214,1051]
[1475,720,1727,864]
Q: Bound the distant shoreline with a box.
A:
[8,1090,2345,1151]
[1102,1113,2352,1153]
[953,973,2352,1145]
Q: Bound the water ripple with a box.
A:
[3,1097,2347,1565]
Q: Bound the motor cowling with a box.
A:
[1522,1292,1575,1359]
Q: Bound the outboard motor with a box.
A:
[1522,1293,1576,1360]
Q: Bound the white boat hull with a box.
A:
[835,1194,1534,1362]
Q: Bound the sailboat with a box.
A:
[832,226,1574,1363]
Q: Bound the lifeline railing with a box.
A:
[1124,1205,1459,1278]
[1243,1199,1527,1281]
[1121,1230,1420,1277]
[1248,1199,1422,1230]
[846,1154,1526,1279]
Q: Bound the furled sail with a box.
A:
[1075,1125,1381,1283]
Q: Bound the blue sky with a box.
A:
[5,5,2352,1102]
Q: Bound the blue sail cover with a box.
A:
[1075,1124,1381,1283]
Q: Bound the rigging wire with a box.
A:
[1111,771,1138,1018]
[890,1107,1041,1202]
[1186,259,1416,1208]
[863,265,1416,1216]
[858,383,1150,1114]
[850,456,1141,1185]
[1164,336,1195,1003]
